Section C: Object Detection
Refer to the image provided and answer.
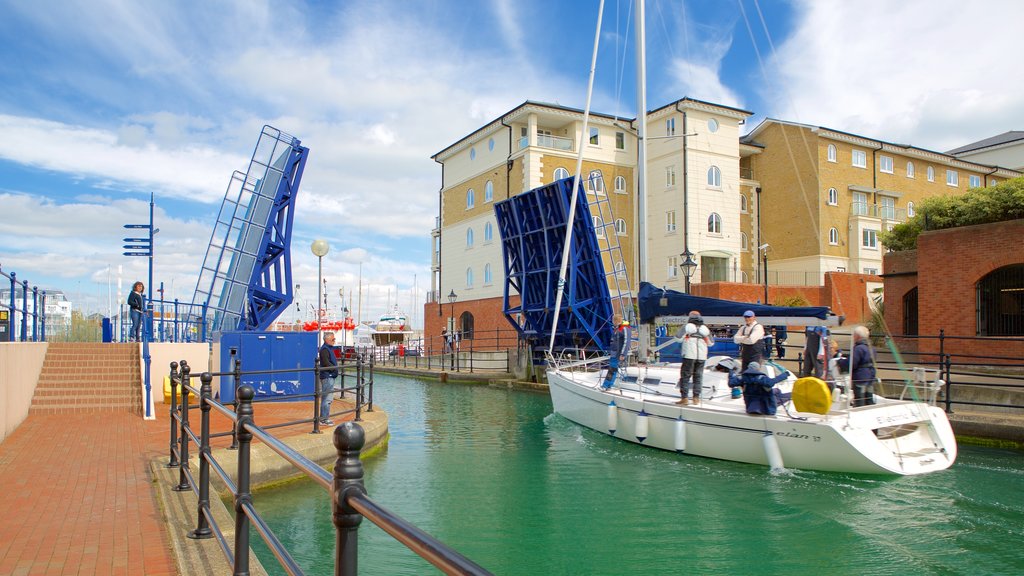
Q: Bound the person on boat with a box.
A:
[728,361,791,415]
[733,310,764,370]
[836,326,877,407]
[774,325,788,358]
[675,310,713,405]
[602,313,631,390]
[318,332,339,426]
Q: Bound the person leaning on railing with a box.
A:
[318,332,340,426]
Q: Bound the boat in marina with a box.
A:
[545,283,957,475]
[372,306,413,346]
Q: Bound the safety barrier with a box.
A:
[0,263,48,342]
[166,356,492,575]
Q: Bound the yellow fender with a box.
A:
[792,377,832,414]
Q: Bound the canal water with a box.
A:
[252,374,1024,575]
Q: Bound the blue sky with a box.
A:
[1,0,1021,328]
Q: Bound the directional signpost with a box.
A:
[124,193,159,419]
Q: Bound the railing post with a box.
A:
[354,358,363,422]
[167,361,180,467]
[31,286,38,342]
[333,422,367,576]
[938,328,945,375]
[313,350,322,435]
[944,354,954,414]
[229,352,241,449]
[233,385,255,576]
[174,364,192,492]
[39,292,46,342]
[7,271,15,340]
[189,372,214,539]
[366,360,374,413]
[21,279,28,341]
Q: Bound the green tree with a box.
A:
[880,176,1024,251]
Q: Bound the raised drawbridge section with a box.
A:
[494,175,631,352]
[189,126,309,337]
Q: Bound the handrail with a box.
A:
[0,263,47,342]
[167,353,493,575]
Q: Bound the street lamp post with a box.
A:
[311,240,330,346]
[679,249,698,294]
[759,243,770,304]
[447,289,457,370]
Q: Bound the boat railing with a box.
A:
[165,359,492,575]
[547,348,609,372]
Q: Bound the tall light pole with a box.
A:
[311,239,330,345]
[759,243,770,304]
[447,289,457,370]
[679,249,698,294]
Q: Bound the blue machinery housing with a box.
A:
[494,177,624,352]
[189,126,309,337]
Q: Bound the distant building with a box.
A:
[0,288,72,339]
[947,131,1024,171]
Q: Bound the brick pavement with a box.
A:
[0,402,323,575]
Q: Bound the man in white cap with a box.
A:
[734,310,764,371]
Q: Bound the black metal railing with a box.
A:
[367,329,518,374]
[166,358,491,575]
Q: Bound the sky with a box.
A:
[1,0,1022,329]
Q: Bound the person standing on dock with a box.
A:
[675,311,713,405]
[128,281,144,342]
[318,332,339,426]
[734,310,764,370]
[602,314,631,390]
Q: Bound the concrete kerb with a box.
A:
[151,406,389,575]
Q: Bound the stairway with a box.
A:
[30,343,143,415]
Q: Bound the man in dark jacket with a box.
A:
[318,332,340,426]
[837,326,877,407]
[602,314,631,390]
[728,361,790,415]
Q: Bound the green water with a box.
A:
[251,374,1024,575]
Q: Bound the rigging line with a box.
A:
[548,0,606,354]
[612,0,634,117]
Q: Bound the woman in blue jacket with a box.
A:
[837,326,877,407]
[728,362,791,415]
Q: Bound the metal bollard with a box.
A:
[173,364,192,492]
[944,354,954,414]
[233,385,255,576]
[334,422,367,576]
[188,372,214,539]
[313,352,322,435]
[167,361,180,467]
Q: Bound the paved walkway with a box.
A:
[0,402,330,575]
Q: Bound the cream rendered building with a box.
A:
[429,99,750,328]
[740,119,1021,284]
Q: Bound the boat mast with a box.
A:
[635,0,650,357]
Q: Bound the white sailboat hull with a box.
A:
[547,360,957,475]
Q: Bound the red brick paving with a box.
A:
[0,402,326,575]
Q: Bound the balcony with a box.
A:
[740,167,755,180]
[518,134,575,152]
[850,202,907,223]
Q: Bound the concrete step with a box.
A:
[28,403,138,414]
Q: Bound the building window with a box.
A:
[707,118,719,133]
[741,232,748,251]
[666,117,676,136]
[990,178,998,186]
[488,137,495,152]
[470,147,476,160]
[589,127,599,145]
[466,188,475,209]
[484,180,493,202]
[907,201,915,217]
[829,227,839,245]
[827,144,837,163]
[466,228,474,248]
[969,174,981,187]
[880,196,896,219]
[615,261,627,278]
[852,149,867,168]
[862,228,878,249]
[615,131,625,150]
[740,194,748,213]
[708,213,722,234]
[879,155,893,174]
[828,187,838,206]
[668,256,679,278]
[666,210,676,232]
[484,263,492,285]
[614,218,627,235]
[593,216,605,237]
[466,267,474,288]
[484,222,493,242]
[554,167,570,181]
[927,166,935,182]
[852,191,868,215]
[614,175,626,194]
[978,264,1024,336]
[946,169,958,187]
[707,165,722,188]
[666,166,676,187]
[587,170,605,194]
[906,161,915,178]
[864,268,878,275]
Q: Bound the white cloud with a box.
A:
[768,0,1024,151]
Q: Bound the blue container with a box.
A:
[656,335,739,363]
[219,331,318,402]
[101,318,113,343]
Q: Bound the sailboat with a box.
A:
[497,0,956,475]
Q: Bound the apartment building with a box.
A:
[428,99,750,339]
[948,131,1024,171]
[739,119,1021,283]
